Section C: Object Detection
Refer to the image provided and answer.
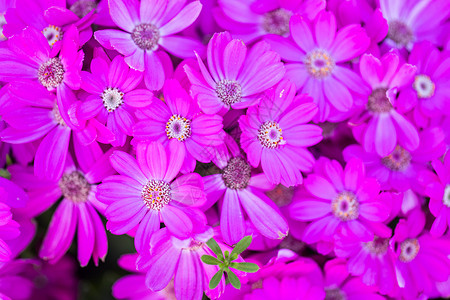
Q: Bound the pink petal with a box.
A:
[77,202,95,266]
[136,142,167,180]
[290,200,331,221]
[134,210,160,253]
[290,15,315,52]
[304,174,338,199]
[160,205,193,238]
[174,251,204,300]
[220,188,245,245]
[109,150,147,184]
[159,1,202,36]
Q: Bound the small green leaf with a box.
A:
[227,270,241,289]
[230,253,238,261]
[0,169,11,180]
[209,269,223,289]
[224,250,229,261]
[231,235,252,256]
[206,238,224,260]
[201,255,222,265]
[230,262,260,273]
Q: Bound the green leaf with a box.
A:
[224,250,229,261]
[227,270,241,289]
[231,235,252,256]
[201,255,222,265]
[206,238,223,260]
[209,270,223,289]
[230,262,260,273]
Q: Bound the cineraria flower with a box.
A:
[379,0,450,50]
[214,0,325,43]
[68,0,113,27]
[343,127,446,192]
[9,150,112,266]
[4,0,96,45]
[392,209,450,299]
[133,79,224,173]
[184,31,285,115]
[265,11,371,121]
[136,228,226,300]
[290,157,391,245]
[94,0,204,90]
[397,41,450,126]
[350,52,419,157]
[239,79,322,186]
[0,259,33,300]
[202,134,288,245]
[75,50,153,147]
[97,141,207,253]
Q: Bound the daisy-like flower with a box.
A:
[265,11,371,121]
[184,31,285,115]
[214,0,325,43]
[75,50,153,147]
[379,0,450,50]
[239,79,322,187]
[97,141,207,254]
[94,0,204,90]
[343,126,446,192]
[392,209,450,299]
[290,157,391,245]
[350,51,419,157]
[202,133,288,245]
[136,228,227,300]
[133,79,224,173]
[4,0,96,45]
[9,150,112,266]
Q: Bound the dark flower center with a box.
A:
[59,171,91,203]
[332,191,359,221]
[367,87,392,113]
[222,157,251,190]
[70,0,97,18]
[304,49,335,79]
[399,238,420,262]
[365,236,389,255]
[142,180,171,210]
[262,9,292,36]
[382,145,411,171]
[325,288,346,300]
[257,121,286,149]
[215,80,242,106]
[166,114,192,142]
[131,23,160,50]
[38,57,65,88]
[102,87,124,112]
[388,20,413,47]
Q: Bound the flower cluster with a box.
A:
[0,0,449,299]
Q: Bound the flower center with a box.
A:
[257,121,286,149]
[367,87,392,113]
[442,185,450,207]
[215,79,242,106]
[131,23,160,50]
[413,75,435,99]
[38,57,65,89]
[183,240,203,251]
[325,288,346,300]
[399,238,420,262]
[52,104,67,126]
[70,0,97,18]
[42,25,63,46]
[102,87,124,112]
[58,171,91,203]
[165,114,192,142]
[331,191,359,221]
[142,180,171,210]
[388,20,413,47]
[0,13,6,41]
[364,236,389,255]
[222,157,251,190]
[381,145,411,171]
[304,49,335,79]
[262,9,292,36]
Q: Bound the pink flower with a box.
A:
[94,0,204,90]
[265,11,371,121]
[97,141,207,254]
[239,79,322,186]
[184,31,285,115]
[0,259,34,300]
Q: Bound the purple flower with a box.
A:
[133,79,224,173]
[214,0,325,43]
[239,79,322,186]
[350,51,419,157]
[265,11,371,121]
[184,31,285,114]
[94,0,204,90]
[202,134,288,244]
[290,157,391,245]
[76,50,153,147]
[0,259,34,300]
[97,141,207,253]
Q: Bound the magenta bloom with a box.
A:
[239,79,322,186]
[184,31,285,114]
[290,157,391,245]
[265,11,370,121]
[9,150,112,266]
[94,0,204,90]
[202,134,288,244]
[133,79,224,173]
[136,228,226,300]
[392,209,450,299]
[350,51,419,156]
[97,141,207,253]
[0,0,15,41]
[0,259,34,300]
[214,0,325,42]
[76,51,153,147]
[343,126,446,192]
